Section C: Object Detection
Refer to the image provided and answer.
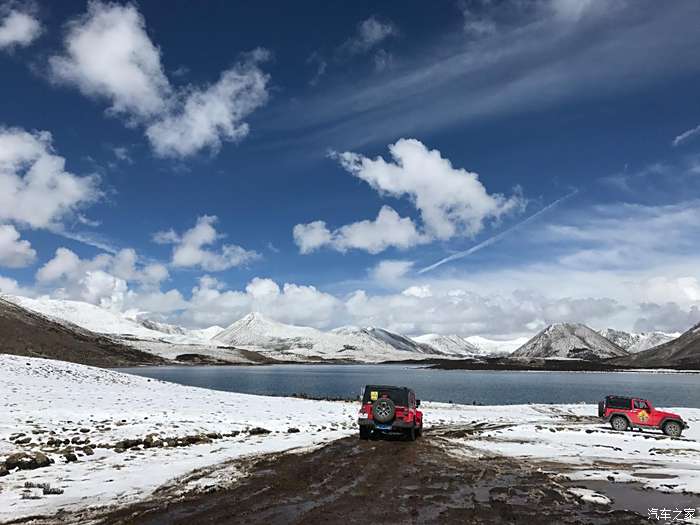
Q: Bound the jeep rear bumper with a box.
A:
[358,417,416,430]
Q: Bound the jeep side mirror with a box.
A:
[416,400,421,407]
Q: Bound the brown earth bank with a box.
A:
[0,298,164,368]
[92,433,651,525]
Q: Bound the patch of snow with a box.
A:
[568,487,611,505]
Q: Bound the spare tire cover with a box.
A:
[373,398,396,423]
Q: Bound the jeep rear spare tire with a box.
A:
[662,420,683,437]
[610,415,628,431]
[372,398,395,423]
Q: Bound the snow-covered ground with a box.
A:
[2,355,699,522]
[0,355,358,521]
[435,403,700,494]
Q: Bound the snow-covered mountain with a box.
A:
[464,335,531,356]
[412,334,481,356]
[139,319,224,341]
[598,328,677,353]
[8,296,166,339]
[214,313,445,361]
[609,321,700,369]
[5,296,222,345]
[512,323,629,360]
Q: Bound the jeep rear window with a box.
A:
[362,387,408,406]
[606,396,631,409]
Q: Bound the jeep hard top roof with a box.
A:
[363,384,412,392]
[362,385,413,405]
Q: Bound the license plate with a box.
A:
[376,424,391,430]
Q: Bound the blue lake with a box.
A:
[119,364,700,408]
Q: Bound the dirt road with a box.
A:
[97,428,651,525]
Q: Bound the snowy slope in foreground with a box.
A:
[0,355,358,520]
[214,312,445,362]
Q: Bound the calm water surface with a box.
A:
[119,364,700,408]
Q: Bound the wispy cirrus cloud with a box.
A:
[672,124,700,147]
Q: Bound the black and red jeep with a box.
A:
[358,385,423,441]
[598,395,688,437]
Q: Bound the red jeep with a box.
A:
[358,385,423,441]
[598,395,688,437]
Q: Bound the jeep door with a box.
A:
[630,399,652,427]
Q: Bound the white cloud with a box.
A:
[49,2,269,158]
[156,215,260,271]
[292,221,332,254]
[0,224,36,268]
[181,275,341,329]
[369,259,413,284]
[0,7,42,50]
[49,1,169,119]
[342,16,397,56]
[35,246,170,309]
[336,139,524,239]
[295,139,523,254]
[0,127,101,229]
[146,55,269,158]
[294,206,426,254]
[672,124,700,147]
[0,275,32,296]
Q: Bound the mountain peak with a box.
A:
[513,322,627,360]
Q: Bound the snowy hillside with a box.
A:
[214,313,446,362]
[512,323,628,360]
[412,334,481,356]
[465,335,531,356]
[598,328,677,353]
[5,296,222,345]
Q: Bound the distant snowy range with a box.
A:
[0,293,687,366]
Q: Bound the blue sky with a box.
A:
[1,0,700,336]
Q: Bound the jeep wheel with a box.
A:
[610,415,628,432]
[405,426,416,442]
[372,398,396,423]
[416,426,422,438]
[662,421,683,437]
[359,426,371,440]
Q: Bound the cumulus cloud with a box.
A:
[0,224,36,268]
[294,206,426,254]
[146,54,269,157]
[49,1,269,157]
[49,1,169,118]
[179,275,341,329]
[341,16,397,56]
[336,139,524,239]
[369,259,414,284]
[0,6,42,50]
[155,215,260,271]
[0,127,101,229]
[633,302,700,333]
[295,139,523,254]
[35,246,169,310]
